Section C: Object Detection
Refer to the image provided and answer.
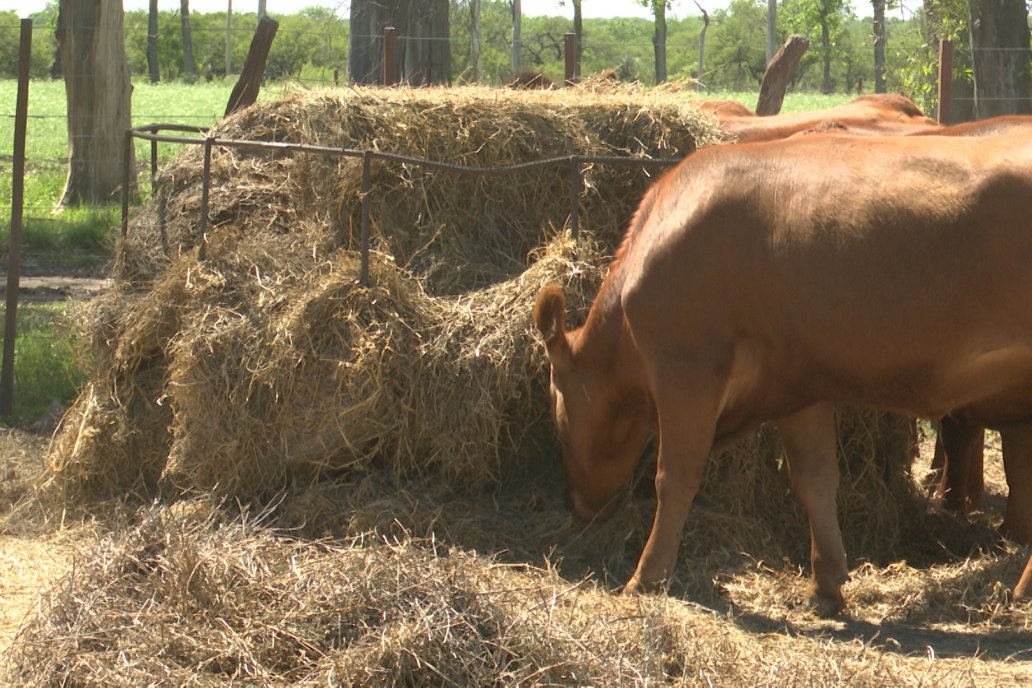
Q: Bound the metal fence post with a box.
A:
[568,156,580,238]
[360,151,372,285]
[121,128,132,239]
[198,137,214,261]
[1,19,32,417]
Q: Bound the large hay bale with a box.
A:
[50,228,608,502]
[122,86,723,292]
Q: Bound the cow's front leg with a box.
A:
[624,367,719,595]
[777,403,849,616]
[1015,552,1032,600]
[1001,423,1032,544]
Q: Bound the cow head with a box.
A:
[533,284,654,521]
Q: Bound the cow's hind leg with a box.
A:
[776,403,849,616]
[1001,423,1032,544]
[934,417,985,513]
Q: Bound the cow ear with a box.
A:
[534,283,572,367]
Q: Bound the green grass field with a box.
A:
[0,301,84,425]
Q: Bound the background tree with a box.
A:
[147,0,160,82]
[2,0,961,97]
[766,0,776,62]
[57,0,136,206]
[470,0,482,80]
[969,0,1031,117]
[511,0,521,74]
[181,0,197,82]
[783,0,851,93]
[0,10,55,78]
[906,0,971,121]
[225,0,232,74]
[707,0,768,90]
[572,0,582,79]
[349,0,451,85]
[872,0,885,92]
[695,1,709,87]
[650,0,668,83]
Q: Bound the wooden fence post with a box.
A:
[756,35,809,116]
[225,16,279,117]
[2,19,32,417]
[937,40,953,124]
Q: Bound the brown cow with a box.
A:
[912,116,1032,523]
[534,132,1032,615]
[723,110,1032,527]
[507,71,555,90]
[693,99,755,119]
[715,93,938,142]
[909,114,1032,137]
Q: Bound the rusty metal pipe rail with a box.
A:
[123,123,684,284]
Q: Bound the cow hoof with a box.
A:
[805,586,844,618]
[622,575,665,595]
[621,577,646,595]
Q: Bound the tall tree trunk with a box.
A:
[258,0,267,22]
[694,0,708,89]
[653,0,667,84]
[511,0,521,75]
[820,11,831,94]
[766,0,777,64]
[572,0,582,79]
[51,2,64,78]
[225,0,233,75]
[470,0,481,81]
[969,0,1032,117]
[147,0,160,83]
[401,0,451,85]
[872,0,885,92]
[348,0,451,85]
[57,0,136,207]
[181,0,197,82]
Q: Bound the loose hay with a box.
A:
[5,504,1032,687]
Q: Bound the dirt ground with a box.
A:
[0,275,111,303]
[0,431,82,655]
[0,271,107,655]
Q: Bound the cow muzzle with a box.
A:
[568,487,620,523]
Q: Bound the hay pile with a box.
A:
[125,86,725,293]
[5,503,1031,687]
[54,85,722,502]
[52,228,606,502]
[47,84,933,559]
